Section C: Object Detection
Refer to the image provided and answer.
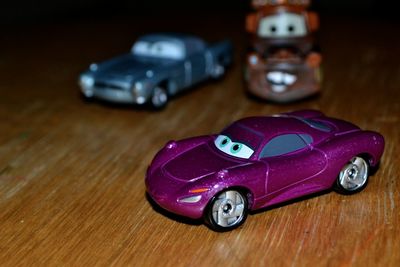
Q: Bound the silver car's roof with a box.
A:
[137,33,206,55]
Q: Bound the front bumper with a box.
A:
[246,65,321,103]
[81,86,149,105]
[92,87,135,104]
[145,168,213,219]
[79,76,152,105]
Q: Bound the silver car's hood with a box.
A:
[93,54,177,80]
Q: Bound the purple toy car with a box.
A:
[146,110,385,231]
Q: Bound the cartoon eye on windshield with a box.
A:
[132,41,184,60]
[132,41,150,55]
[258,13,307,38]
[214,135,254,159]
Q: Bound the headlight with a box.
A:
[132,81,150,104]
[132,82,145,95]
[80,74,95,88]
[248,53,259,65]
[134,82,144,91]
[89,63,98,71]
[178,195,202,203]
[177,187,210,203]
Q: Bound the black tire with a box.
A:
[80,92,94,103]
[151,86,168,109]
[204,189,248,232]
[334,156,369,195]
[210,64,225,79]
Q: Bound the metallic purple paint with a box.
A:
[145,110,385,230]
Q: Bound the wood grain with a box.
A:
[0,14,399,266]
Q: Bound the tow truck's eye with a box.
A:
[214,135,254,159]
[258,13,307,38]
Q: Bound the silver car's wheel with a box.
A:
[211,64,225,79]
[335,156,369,194]
[205,189,248,231]
[151,87,168,109]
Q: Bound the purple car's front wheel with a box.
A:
[204,189,248,232]
[335,156,369,194]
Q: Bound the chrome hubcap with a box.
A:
[152,87,167,107]
[212,190,245,227]
[212,65,225,78]
[339,157,369,191]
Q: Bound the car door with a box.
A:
[259,133,327,204]
[167,61,187,95]
[187,51,206,84]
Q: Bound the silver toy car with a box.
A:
[79,33,232,108]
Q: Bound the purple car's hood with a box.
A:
[163,143,243,182]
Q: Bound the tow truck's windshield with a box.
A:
[258,13,307,38]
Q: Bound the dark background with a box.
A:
[2,0,399,25]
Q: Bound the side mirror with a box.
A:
[307,12,319,32]
[306,52,322,68]
[246,13,258,33]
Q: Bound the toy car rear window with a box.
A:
[299,118,332,132]
[259,133,312,158]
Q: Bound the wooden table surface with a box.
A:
[0,13,399,266]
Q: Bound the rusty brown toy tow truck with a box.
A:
[245,0,322,103]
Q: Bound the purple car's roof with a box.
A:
[221,115,358,150]
[235,116,324,135]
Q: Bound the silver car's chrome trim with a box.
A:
[92,88,136,104]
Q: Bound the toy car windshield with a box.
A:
[214,123,263,159]
[214,135,255,159]
[132,40,185,60]
[258,13,307,38]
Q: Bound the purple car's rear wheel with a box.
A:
[204,189,248,231]
[335,156,369,194]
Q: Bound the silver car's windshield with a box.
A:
[132,40,185,60]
